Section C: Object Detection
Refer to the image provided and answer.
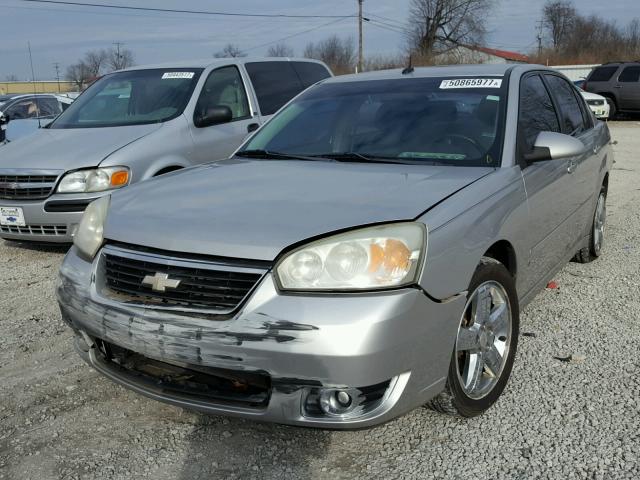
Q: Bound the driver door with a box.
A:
[188,66,256,163]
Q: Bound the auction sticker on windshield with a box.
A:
[0,206,26,226]
[440,78,502,89]
[162,72,195,80]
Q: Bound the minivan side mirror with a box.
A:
[524,131,586,163]
[194,105,233,128]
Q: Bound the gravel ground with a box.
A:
[1,122,639,480]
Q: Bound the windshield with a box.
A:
[50,68,203,128]
[240,76,508,166]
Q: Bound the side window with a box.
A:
[195,66,249,121]
[245,62,304,115]
[619,66,640,83]
[291,62,331,88]
[38,98,63,117]
[5,98,40,119]
[518,75,560,152]
[588,66,618,82]
[544,75,585,135]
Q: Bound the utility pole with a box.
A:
[536,20,544,57]
[357,0,363,73]
[53,62,61,92]
[113,41,124,69]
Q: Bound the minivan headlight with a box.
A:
[74,195,110,259]
[275,223,426,291]
[57,167,130,193]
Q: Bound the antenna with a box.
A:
[27,42,42,129]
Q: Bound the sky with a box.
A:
[0,0,636,80]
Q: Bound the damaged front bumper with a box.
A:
[57,246,466,428]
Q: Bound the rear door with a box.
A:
[616,65,640,110]
[518,73,578,290]
[543,74,600,240]
[188,65,256,162]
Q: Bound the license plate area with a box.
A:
[0,206,26,226]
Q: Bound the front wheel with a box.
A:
[428,257,519,417]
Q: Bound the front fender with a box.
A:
[417,167,529,300]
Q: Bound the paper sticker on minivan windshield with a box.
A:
[440,78,502,89]
[162,72,195,80]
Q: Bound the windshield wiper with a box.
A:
[235,149,331,162]
[310,152,419,165]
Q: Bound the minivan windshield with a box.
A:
[239,76,507,166]
[50,68,203,129]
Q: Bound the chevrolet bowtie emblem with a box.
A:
[141,272,181,292]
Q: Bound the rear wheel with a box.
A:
[428,257,519,417]
[604,96,617,119]
[574,188,606,263]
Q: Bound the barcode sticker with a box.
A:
[162,72,195,80]
[440,78,502,89]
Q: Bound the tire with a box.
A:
[428,257,519,417]
[574,188,606,263]
[604,96,617,119]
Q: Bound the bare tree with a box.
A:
[107,46,135,71]
[65,62,91,90]
[407,0,493,58]
[214,44,247,58]
[267,43,294,57]
[4,74,19,81]
[542,0,577,49]
[304,35,355,74]
[84,49,108,76]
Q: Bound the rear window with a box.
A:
[291,62,331,87]
[245,62,304,115]
[619,66,640,83]
[588,66,618,82]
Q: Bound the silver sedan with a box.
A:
[56,64,612,428]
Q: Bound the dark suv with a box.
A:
[584,62,640,117]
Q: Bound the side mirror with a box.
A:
[0,111,9,127]
[524,131,586,163]
[194,105,232,128]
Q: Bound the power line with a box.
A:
[366,12,409,28]
[244,16,352,52]
[20,0,356,19]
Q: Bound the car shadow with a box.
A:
[177,414,332,479]
[1,238,70,254]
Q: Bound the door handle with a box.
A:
[567,160,577,174]
[614,85,622,88]
[247,123,259,133]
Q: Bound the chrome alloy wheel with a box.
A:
[455,281,513,400]
[593,192,606,256]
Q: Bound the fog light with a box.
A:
[319,389,357,416]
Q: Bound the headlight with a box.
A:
[275,223,426,291]
[57,167,130,193]
[74,195,110,259]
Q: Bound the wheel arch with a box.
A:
[483,240,517,280]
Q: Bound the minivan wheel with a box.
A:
[574,188,606,263]
[428,257,519,417]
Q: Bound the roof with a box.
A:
[468,46,530,63]
[120,57,328,72]
[326,64,518,84]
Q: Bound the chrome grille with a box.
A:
[99,245,267,313]
[0,224,67,236]
[0,171,60,200]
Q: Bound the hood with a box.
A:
[0,124,161,170]
[105,159,493,261]
[580,90,605,101]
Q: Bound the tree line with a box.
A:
[65,46,135,89]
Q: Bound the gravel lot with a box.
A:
[1,122,639,480]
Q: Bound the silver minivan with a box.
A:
[0,58,331,242]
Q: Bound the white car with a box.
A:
[580,90,609,120]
